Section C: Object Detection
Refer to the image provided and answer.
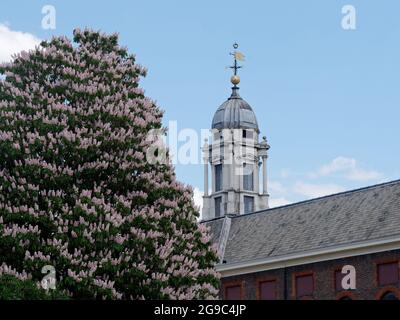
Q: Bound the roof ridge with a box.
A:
[233,178,400,219]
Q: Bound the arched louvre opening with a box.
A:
[380,291,399,300]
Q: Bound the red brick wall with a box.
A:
[220,249,400,300]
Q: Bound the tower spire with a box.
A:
[202,43,269,220]
[229,43,245,89]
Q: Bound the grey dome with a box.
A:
[211,88,259,132]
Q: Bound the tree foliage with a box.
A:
[0,29,219,299]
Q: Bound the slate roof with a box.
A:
[203,179,400,265]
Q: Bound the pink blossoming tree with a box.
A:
[0,29,220,299]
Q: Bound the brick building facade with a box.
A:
[221,249,400,300]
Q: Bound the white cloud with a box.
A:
[311,156,383,182]
[293,181,345,199]
[316,156,356,176]
[268,180,292,207]
[192,187,204,213]
[345,168,383,182]
[0,24,41,63]
[269,197,291,208]
[269,181,287,195]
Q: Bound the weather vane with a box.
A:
[229,43,245,88]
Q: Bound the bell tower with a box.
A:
[202,44,270,220]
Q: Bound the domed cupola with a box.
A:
[211,87,259,132]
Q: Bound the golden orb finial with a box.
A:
[231,75,240,85]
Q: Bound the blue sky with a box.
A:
[1,0,400,209]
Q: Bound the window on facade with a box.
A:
[295,274,314,298]
[335,270,346,291]
[225,285,242,300]
[259,280,276,300]
[215,164,222,192]
[244,196,254,214]
[377,262,399,286]
[242,129,253,140]
[380,291,399,300]
[215,197,222,218]
[243,163,253,191]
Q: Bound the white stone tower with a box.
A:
[202,44,270,220]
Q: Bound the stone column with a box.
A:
[262,155,268,195]
[203,139,209,196]
[211,165,215,193]
[204,161,209,196]
[254,158,259,194]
